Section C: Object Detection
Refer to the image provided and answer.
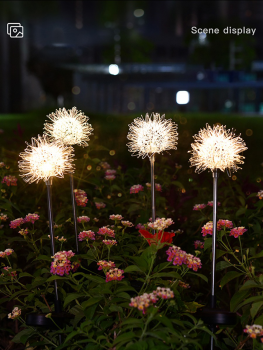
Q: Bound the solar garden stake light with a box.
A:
[18,135,75,330]
[44,107,93,254]
[189,123,247,350]
[127,112,178,231]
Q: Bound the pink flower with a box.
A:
[97,260,115,270]
[217,219,233,230]
[148,218,174,231]
[74,189,88,207]
[103,239,117,246]
[100,162,111,170]
[50,250,75,276]
[130,185,144,194]
[0,213,8,221]
[207,201,221,207]
[4,249,14,256]
[105,169,116,175]
[95,202,106,209]
[98,227,115,238]
[77,216,90,223]
[2,175,17,187]
[78,230,95,241]
[10,218,24,229]
[201,221,213,236]
[230,227,247,238]
[155,183,162,192]
[243,325,263,339]
[105,268,124,282]
[105,175,115,180]
[2,266,17,278]
[19,228,28,236]
[121,220,133,227]
[193,204,206,211]
[24,213,39,224]
[194,240,204,249]
[136,223,145,230]
[8,307,21,319]
[154,287,174,299]
[109,214,123,221]
[166,246,202,271]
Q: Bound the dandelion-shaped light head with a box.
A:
[127,113,178,159]
[43,107,93,147]
[18,135,75,184]
[189,124,247,173]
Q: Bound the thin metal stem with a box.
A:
[150,154,156,233]
[45,178,60,314]
[210,170,219,350]
[69,173,79,254]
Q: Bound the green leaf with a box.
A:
[234,295,263,312]
[81,297,103,309]
[84,275,105,283]
[124,265,144,273]
[121,318,144,327]
[251,301,263,319]
[249,251,263,260]
[255,314,263,325]
[236,207,246,217]
[220,271,244,289]
[19,272,33,278]
[216,261,231,271]
[187,272,208,283]
[12,328,33,344]
[239,280,261,291]
[204,238,212,251]
[152,271,181,279]
[64,293,85,307]
[113,331,136,345]
[109,304,123,313]
[230,290,250,312]
[35,255,52,261]
[64,330,80,344]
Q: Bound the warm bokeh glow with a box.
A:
[18,135,75,183]
[189,124,247,173]
[127,113,178,158]
[44,107,93,147]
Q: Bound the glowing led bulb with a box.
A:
[127,113,178,159]
[189,124,247,173]
[43,106,93,147]
[18,135,75,183]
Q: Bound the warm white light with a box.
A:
[134,9,144,17]
[43,107,93,147]
[127,113,178,159]
[176,91,190,105]
[109,64,119,75]
[189,124,247,173]
[18,135,75,183]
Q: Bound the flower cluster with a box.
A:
[0,162,5,168]
[77,216,90,223]
[121,220,134,227]
[130,184,144,194]
[105,169,116,180]
[97,260,115,270]
[74,189,88,207]
[103,240,117,246]
[129,287,174,313]
[109,214,123,221]
[140,229,175,246]
[207,201,221,207]
[0,249,14,258]
[24,213,40,224]
[194,240,204,249]
[50,250,75,276]
[8,307,21,319]
[105,268,124,282]
[2,175,17,187]
[98,227,115,238]
[148,218,174,231]
[100,162,110,170]
[218,219,233,230]
[19,228,28,236]
[78,230,95,241]
[9,218,24,229]
[136,223,145,230]
[230,227,247,238]
[1,266,17,278]
[0,213,8,221]
[244,324,263,339]
[178,281,190,289]
[193,204,206,211]
[166,246,202,271]
[95,202,106,209]
[201,221,213,236]
[257,190,263,200]
[146,183,162,191]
